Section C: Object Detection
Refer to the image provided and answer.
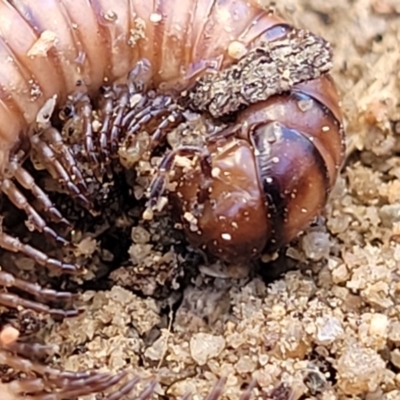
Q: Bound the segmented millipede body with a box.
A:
[0,0,345,398]
[172,75,344,264]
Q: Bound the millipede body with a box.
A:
[0,0,345,398]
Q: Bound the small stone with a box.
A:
[369,313,388,342]
[301,232,331,261]
[75,236,97,257]
[388,321,400,345]
[379,204,400,227]
[131,226,151,244]
[128,243,153,264]
[331,263,350,284]
[144,333,167,361]
[337,342,385,395]
[357,313,388,350]
[315,316,344,345]
[270,304,287,319]
[235,355,257,374]
[390,349,400,369]
[280,320,308,359]
[142,207,154,220]
[190,333,225,366]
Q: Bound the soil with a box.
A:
[1,0,400,399]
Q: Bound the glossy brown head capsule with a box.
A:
[173,76,345,264]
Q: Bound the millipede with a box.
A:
[0,0,345,398]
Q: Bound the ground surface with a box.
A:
[2,0,400,399]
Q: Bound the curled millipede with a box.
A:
[0,0,345,398]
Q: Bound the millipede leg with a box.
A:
[73,93,98,166]
[149,108,184,149]
[0,230,77,275]
[0,291,79,319]
[120,93,149,127]
[65,92,113,180]
[126,58,153,93]
[0,347,149,400]
[0,348,143,399]
[30,133,91,209]
[239,380,257,400]
[55,371,131,399]
[96,82,180,173]
[98,93,114,166]
[0,270,78,318]
[0,270,75,302]
[0,349,92,380]
[0,178,68,245]
[204,377,227,400]
[119,95,182,167]
[126,96,177,136]
[5,152,70,228]
[147,145,212,209]
[133,380,157,400]
[5,340,58,360]
[12,164,69,227]
[108,87,130,154]
[105,376,141,400]
[41,127,89,198]
[1,153,70,247]
[7,377,47,394]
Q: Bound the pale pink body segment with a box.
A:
[0,0,283,170]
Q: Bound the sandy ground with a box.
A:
[1,0,400,399]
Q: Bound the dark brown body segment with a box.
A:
[174,138,271,262]
[174,76,344,263]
